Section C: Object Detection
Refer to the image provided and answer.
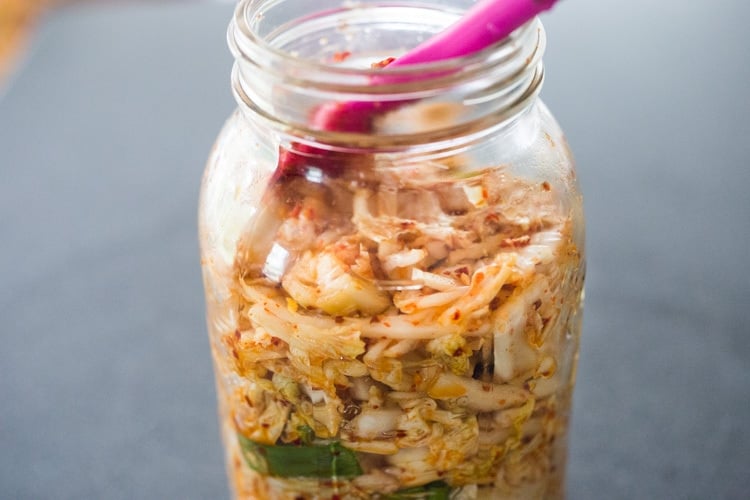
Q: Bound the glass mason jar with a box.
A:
[199,0,585,498]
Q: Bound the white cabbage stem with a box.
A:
[427,372,530,412]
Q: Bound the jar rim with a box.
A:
[231,0,541,84]
[228,0,547,148]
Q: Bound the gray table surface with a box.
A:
[1,1,749,498]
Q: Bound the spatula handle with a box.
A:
[392,0,558,67]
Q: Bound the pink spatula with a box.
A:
[276,0,559,179]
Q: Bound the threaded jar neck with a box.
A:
[228,0,546,150]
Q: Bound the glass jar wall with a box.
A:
[199,1,584,498]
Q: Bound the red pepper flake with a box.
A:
[452,310,461,321]
[397,232,417,244]
[474,272,485,285]
[335,316,344,324]
[371,56,396,69]
[370,315,381,324]
[234,329,241,341]
[501,235,531,248]
[489,297,501,311]
[541,181,551,191]
[332,51,351,63]
[481,383,492,392]
[382,321,391,328]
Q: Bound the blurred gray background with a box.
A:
[1,0,748,498]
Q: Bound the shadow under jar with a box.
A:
[199,1,585,498]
